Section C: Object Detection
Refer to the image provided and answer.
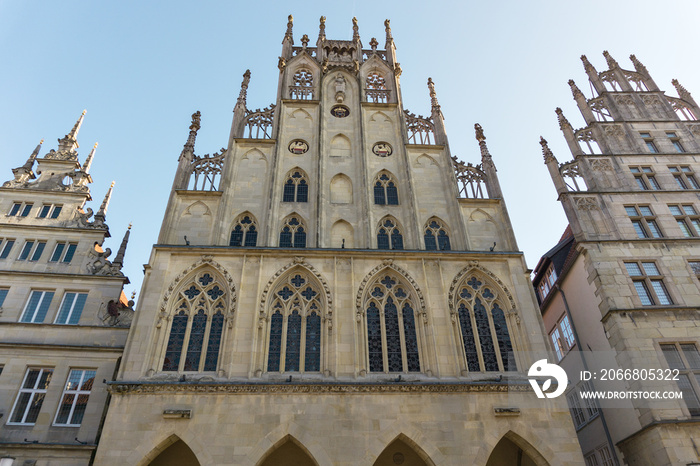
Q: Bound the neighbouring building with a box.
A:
[535,52,700,466]
[0,112,134,465]
[93,16,583,466]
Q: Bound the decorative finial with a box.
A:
[17,139,43,173]
[301,34,309,48]
[580,55,595,72]
[672,79,693,101]
[427,78,440,112]
[474,123,486,142]
[285,14,294,41]
[602,50,618,70]
[352,17,360,42]
[540,136,557,164]
[82,142,98,173]
[568,79,584,99]
[40,139,44,144]
[128,222,132,230]
[370,37,378,52]
[131,290,136,300]
[58,110,87,152]
[237,70,251,107]
[555,107,571,130]
[629,54,648,74]
[318,16,326,41]
[384,19,393,42]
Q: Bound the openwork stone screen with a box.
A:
[364,273,420,373]
[404,110,436,145]
[267,272,322,372]
[243,105,275,139]
[454,274,514,372]
[162,270,226,372]
[453,159,488,199]
[188,151,225,191]
[290,69,314,100]
[365,72,389,103]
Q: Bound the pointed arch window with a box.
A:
[374,172,398,205]
[365,72,389,103]
[230,213,258,247]
[267,272,322,372]
[279,216,307,248]
[454,274,515,372]
[162,270,227,372]
[377,218,403,250]
[290,69,314,100]
[364,273,420,373]
[283,169,309,203]
[424,218,451,251]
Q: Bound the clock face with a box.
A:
[330,105,350,118]
[288,140,309,154]
[372,142,393,157]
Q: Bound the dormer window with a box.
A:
[538,265,557,300]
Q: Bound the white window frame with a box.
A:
[7,367,54,425]
[0,238,15,259]
[53,368,96,427]
[538,265,557,301]
[17,240,47,262]
[54,292,88,325]
[37,204,63,219]
[49,242,78,263]
[19,290,54,323]
[8,202,33,217]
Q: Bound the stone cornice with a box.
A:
[108,381,532,395]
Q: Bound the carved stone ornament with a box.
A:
[447,264,517,317]
[330,105,350,118]
[575,196,599,211]
[355,262,427,318]
[86,247,124,277]
[589,158,613,172]
[372,142,393,157]
[688,125,700,136]
[603,125,624,137]
[288,139,309,155]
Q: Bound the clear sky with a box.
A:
[1,1,698,301]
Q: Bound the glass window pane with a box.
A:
[676,177,687,189]
[20,204,33,217]
[19,241,34,260]
[50,206,62,219]
[55,293,76,324]
[647,220,662,238]
[661,344,683,369]
[633,281,653,305]
[625,206,638,216]
[648,177,660,189]
[63,244,77,263]
[50,243,65,262]
[639,206,653,216]
[680,344,700,370]
[683,205,697,215]
[31,242,46,261]
[650,280,672,305]
[679,220,693,237]
[630,167,640,173]
[635,178,647,190]
[9,203,21,216]
[55,394,74,424]
[688,176,700,189]
[677,374,700,416]
[632,221,646,238]
[625,263,642,276]
[669,206,683,216]
[38,205,51,218]
[642,167,653,173]
[642,262,659,276]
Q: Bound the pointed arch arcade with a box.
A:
[448,264,517,373]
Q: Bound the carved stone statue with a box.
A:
[335,74,346,103]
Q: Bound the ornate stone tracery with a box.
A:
[404,110,435,145]
[243,105,276,139]
[189,148,226,191]
[452,157,487,199]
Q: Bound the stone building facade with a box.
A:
[93,17,584,466]
[536,52,700,465]
[0,112,134,465]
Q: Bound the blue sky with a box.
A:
[1,1,698,300]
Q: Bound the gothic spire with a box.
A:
[602,50,619,70]
[629,54,648,74]
[112,223,131,268]
[555,107,572,130]
[428,78,441,112]
[568,79,584,99]
[580,55,597,73]
[474,123,492,159]
[384,19,393,45]
[284,14,294,43]
[57,110,86,152]
[318,16,326,41]
[82,142,98,173]
[22,139,43,170]
[352,16,360,42]
[10,139,43,182]
[96,181,115,221]
[237,70,251,108]
[540,137,557,164]
[672,79,693,101]
[181,111,201,159]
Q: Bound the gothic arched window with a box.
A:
[279,216,307,248]
[283,169,309,203]
[364,272,420,373]
[267,272,322,372]
[290,69,314,100]
[230,213,258,247]
[454,274,515,372]
[374,172,398,205]
[377,217,403,250]
[162,270,227,372]
[424,218,451,251]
